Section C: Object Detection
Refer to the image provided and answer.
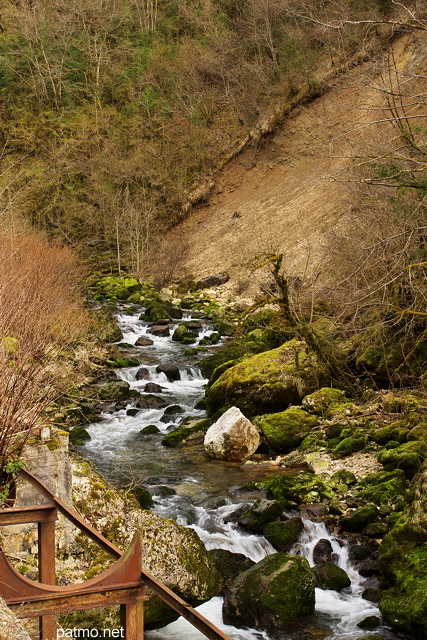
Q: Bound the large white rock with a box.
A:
[204,406,261,461]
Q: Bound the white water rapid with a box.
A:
[81,306,402,640]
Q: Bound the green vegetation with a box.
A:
[0,0,410,275]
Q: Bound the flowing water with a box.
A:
[81,307,406,640]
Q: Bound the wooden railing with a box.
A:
[0,469,232,640]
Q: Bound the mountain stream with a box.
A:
[81,308,405,640]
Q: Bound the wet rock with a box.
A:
[204,407,261,462]
[257,408,318,452]
[127,408,139,417]
[312,539,333,565]
[359,557,381,577]
[357,616,381,630]
[165,307,183,319]
[238,499,285,534]
[129,486,154,509]
[149,324,170,337]
[143,383,163,394]
[164,404,185,416]
[208,549,255,594]
[135,336,154,346]
[172,324,190,342]
[135,367,150,380]
[311,563,351,591]
[161,418,211,448]
[156,364,180,381]
[223,553,315,631]
[300,504,328,521]
[362,587,382,603]
[140,425,160,434]
[136,395,168,410]
[263,517,304,552]
[69,426,91,445]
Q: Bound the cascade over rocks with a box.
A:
[223,553,315,631]
[204,406,261,461]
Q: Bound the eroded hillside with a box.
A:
[167,32,427,298]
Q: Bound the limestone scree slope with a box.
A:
[167,33,426,294]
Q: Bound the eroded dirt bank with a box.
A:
[167,32,426,296]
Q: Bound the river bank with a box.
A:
[52,274,423,639]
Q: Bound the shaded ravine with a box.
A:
[81,308,404,640]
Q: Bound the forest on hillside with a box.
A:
[1,0,425,273]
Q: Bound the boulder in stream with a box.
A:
[135,336,154,346]
[263,517,304,552]
[156,363,180,381]
[311,562,351,591]
[204,406,261,461]
[135,367,150,380]
[223,553,315,631]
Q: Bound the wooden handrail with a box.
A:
[19,469,232,640]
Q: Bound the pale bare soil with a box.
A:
[167,33,426,300]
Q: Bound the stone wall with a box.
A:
[0,428,75,557]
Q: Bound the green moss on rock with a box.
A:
[340,505,380,532]
[263,471,334,505]
[223,553,315,631]
[302,387,349,415]
[263,517,304,552]
[355,470,408,507]
[257,408,318,452]
[311,563,351,590]
[378,441,427,478]
[207,339,327,416]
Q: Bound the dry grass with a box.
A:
[0,232,90,470]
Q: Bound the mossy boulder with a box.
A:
[302,387,349,415]
[257,408,318,452]
[70,462,222,628]
[222,553,315,631]
[207,339,326,416]
[311,563,351,591]
[355,470,408,508]
[378,440,427,478]
[263,517,304,552]
[376,462,427,637]
[332,436,366,458]
[340,505,380,532]
[238,499,285,534]
[98,380,132,401]
[198,340,258,380]
[161,419,211,447]
[263,472,334,505]
[140,425,160,434]
[373,422,410,445]
[172,324,190,342]
[208,549,255,594]
[69,425,91,445]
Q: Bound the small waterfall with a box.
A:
[81,306,400,640]
[294,519,381,638]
